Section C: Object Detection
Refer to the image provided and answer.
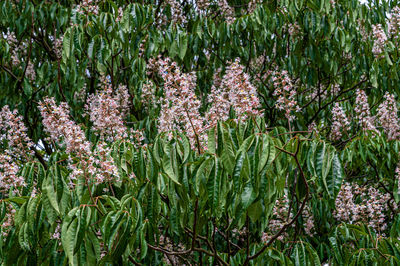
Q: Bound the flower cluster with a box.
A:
[307,85,328,102]
[115,7,123,22]
[39,97,119,185]
[396,165,400,192]
[167,0,187,24]
[331,103,350,141]
[5,31,36,81]
[302,205,315,236]
[262,194,292,242]
[159,234,186,265]
[6,31,20,66]
[0,154,25,193]
[156,0,187,26]
[129,129,146,149]
[1,204,16,237]
[218,0,235,24]
[51,223,61,240]
[206,59,263,127]
[284,22,301,38]
[389,7,400,40]
[0,106,33,193]
[0,106,34,159]
[372,24,387,57]
[196,0,210,11]
[272,70,300,122]
[154,57,206,150]
[115,84,130,116]
[39,97,90,154]
[334,182,394,235]
[247,0,262,14]
[53,36,63,59]
[85,79,129,141]
[75,0,100,16]
[354,89,377,134]
[357,19,370,42]
[377,92,400,140]
[141,80,157,111]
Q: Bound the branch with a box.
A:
[244,137,309,264]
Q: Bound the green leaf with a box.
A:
[326,153,344,199]
[178,34,188,60]
[207,157,221,211]
[61,208,80,264]
[241,181,256,210]
[208,127,216,154]
[233,150,246,192]
[162,153,181,185]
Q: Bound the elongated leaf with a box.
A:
[207,157,221,211]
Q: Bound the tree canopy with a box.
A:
[1,0,400,265]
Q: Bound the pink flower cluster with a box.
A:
[166,0,187,25]
[75,0,100,16]
[354,89,377,134]
[331,103,350,141]
[272,70,301,122]
[148,57,264,150]
[39,97,90,154]
[396,166,400,193]
[0,106,34,160]
[262,194,315,239]
[218,0,235,24]
[302,205,315,236]
[129,129,146,150]
[206,58,263,127]
[115,7,123,22]
[155,57,206,150]
[141,80,156,111]
[1,204,16,237]
[247,0,262,14]
[372,24,387,57]
[284,22,301,38]
[156,0,187,26]
[196,0,210,10]
[262,194,292,242]
[0,154,25,193]
[51,223,61,240]
[307,85,328,102]
[357,19,370,42]
[53,36,63,59]
[39,97,119,185]
[334,182,395,234]
[85,78,129,141]
[377,92,400,140]
[5,31,36,81]
[0,106,33,193]
[389,7,400,40]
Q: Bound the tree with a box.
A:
[1,0,400,264]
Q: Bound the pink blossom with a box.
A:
[334,182,394,235]
[85,78,129,141]
[155,57,206,151]
[39,97,119,185]
[376,92,400,140]
[0,106,34,160]
[354,89,377,134]
[272,70,300,122]
[206,59,263,127]
[372,24,387,57]
[331,103,350,140]
[75,0,100,16]
[389,7,400,40]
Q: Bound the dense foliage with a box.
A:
[2,0,400,264]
